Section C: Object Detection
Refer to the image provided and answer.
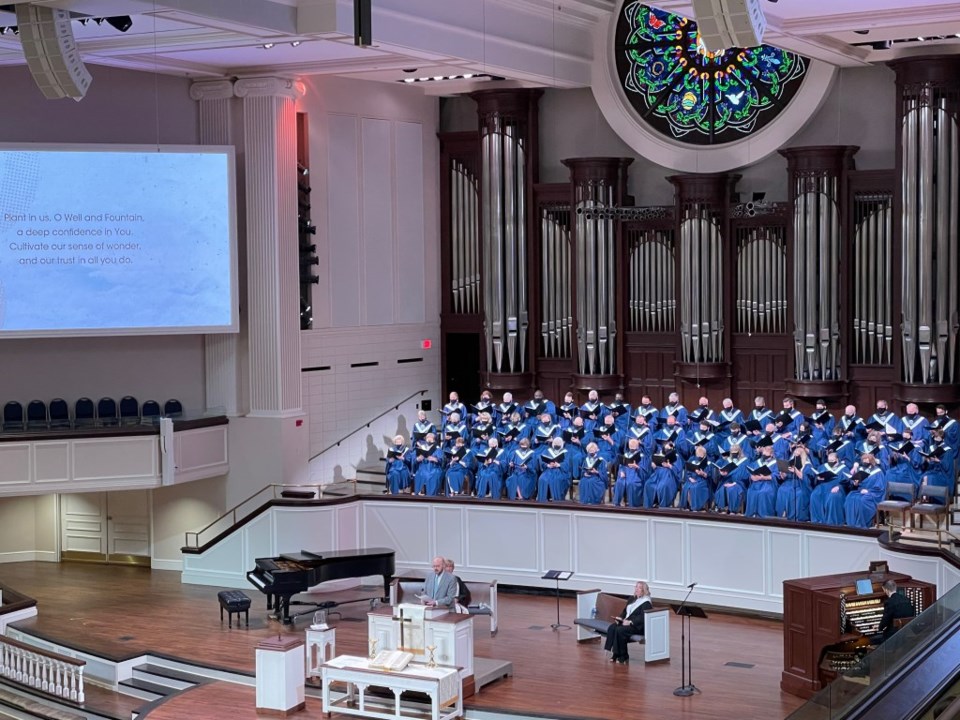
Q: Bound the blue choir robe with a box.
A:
[443,448,472,495]
[831,438,858,467]
[442,423,468,450]
[643,463,679,508]
[843,467,886,528]
[536,448,571,502]
[935,417,960,450]
[775,463,814,521]
[496,403,519,426]
[565,442,585,482]
[748,407,774,429]
[468,400,496,426]
[712,459,749,513]
[441,401,467,426]
[558,402,578,430]
[579,402,605,434]
[901,414,929,444]
[612,451,646,507]
[384,446,413,494]
[606,402,632,432]
[635,404,660,431]
[868,411,904,435]
[474,453,505,498]
[856,441,889,470]
[809,463,849,525]
[413,443,444,495]
[659,403,688,429]
[411,420,438,445]
[920,458,953,496]
[715,408,744,442]
[744,459,779,518]
[719,433,754,461]
[578,454,608,504]
[772,434,793,461]
[593,427,622,463]
[838,414,866,442]
[810,412,836,439]
[679,461,712,511]
[625,425,656,456]
[506,448,538,500]
[885,459,920,497]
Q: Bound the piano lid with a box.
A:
[278,547,395,564]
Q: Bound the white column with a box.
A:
[191,78,243,417]
[234,76,303,417]
[228,77,309,491]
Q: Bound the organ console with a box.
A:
[781,569,936,698]
[246,547,395,624]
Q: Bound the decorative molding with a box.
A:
[189,79,235,101]
[235,76,304,100]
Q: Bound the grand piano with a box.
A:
[247,547,395,623]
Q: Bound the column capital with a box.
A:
[189,79,235,101]
[234,76,304,100]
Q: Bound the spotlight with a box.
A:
[261,42,275,49]
[290,40,301,47]
[402,68,418,73]
[78,18,89,26]
[853,30,869,36]
[917,36,925,41]
[93,17,103,25]
[105,16,133,33]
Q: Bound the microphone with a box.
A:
[687,582,697,589]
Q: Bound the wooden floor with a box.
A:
[0,562,806,720]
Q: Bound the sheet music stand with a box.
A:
[542,570,573,631]
[671,603,708,696]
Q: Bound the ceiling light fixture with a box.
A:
[261,42,275,49]
[290,40,301,47]
[396,72,500,84]
[105,16,132,33]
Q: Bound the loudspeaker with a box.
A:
[691,0,766,53]
[15,4,92,100]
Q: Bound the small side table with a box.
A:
[305,625,336,680]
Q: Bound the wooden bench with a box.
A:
[573,589,670,663]
[217,589,251,628]
[389,576,498,635]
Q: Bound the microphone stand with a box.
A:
[673,584,698,697]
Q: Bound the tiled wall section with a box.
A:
[301,324,442,467]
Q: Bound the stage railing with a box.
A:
[0,634,85,704]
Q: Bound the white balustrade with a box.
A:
[0,636,85,704]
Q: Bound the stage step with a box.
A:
[130,664,204,692]
[117,677,177,702]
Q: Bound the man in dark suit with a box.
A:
[876,579,914,642]
[604,581,653,664]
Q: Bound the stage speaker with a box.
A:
[691,0,766,53]
[15,3,92,100]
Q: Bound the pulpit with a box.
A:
[368,603,474,695]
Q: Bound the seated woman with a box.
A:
[536,438,571,502]
[776,445,814,521]
[643,449,680,509]
[474,440,505,499]
[843,453,886,528]
[712,445,749,513]
[679,445,712,511]
[412,433,444,495]
[578,442,608,504]
[808,452,849,525]
[505,438,538,500]
[604,581,653,664]
[384,435,413,494]
[612,439,646,507]
[443,436,473,496]
[744,443,780,518]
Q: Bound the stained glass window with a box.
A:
[614,2,808,145]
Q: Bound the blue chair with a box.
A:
[141,400,161,425]
[26,399,48,430]
[119,396,140,425]
[163,398,184,417]
[49,398,70,429]
[2,401,24,432]
[74,397,95,428]
[97,397,119,427]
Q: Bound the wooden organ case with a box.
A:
[781,570,936,698]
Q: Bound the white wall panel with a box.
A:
[73,437,157,481]
[688,523,765,595]
[394,120,425,324]
[362,503,430,566]
[768,529,804,598]
[336,503,361,550]
[650,519,685,588]
[466,508,539,574]
[34,442,69,483]
[361,117,395,326]
[0,444,31,486]
[434,505,464,565]
[805,534,877,578]
[275,507,337,552]
[573,514,646,582]
[541,512,572,576]
[327,112,361,327]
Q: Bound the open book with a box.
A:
[369,650,414,672]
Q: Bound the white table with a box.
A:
[321,655,462,720]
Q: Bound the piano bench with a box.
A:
[218,590,252,628]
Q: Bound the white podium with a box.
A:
[255,635,305,715]
[305,625,336,680]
